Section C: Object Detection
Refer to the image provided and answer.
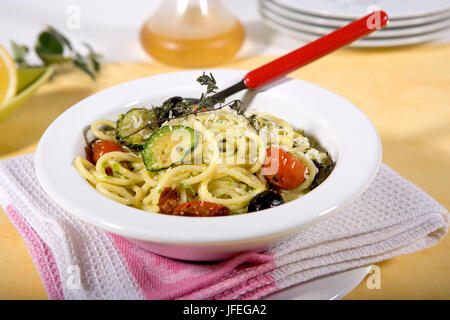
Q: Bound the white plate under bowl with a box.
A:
[262,16,450,47]
[262,0,450,28]
[265,266,371,300]
[35,69,381,261]
[261,3,450,38]
[270,0,450,20]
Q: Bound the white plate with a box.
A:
[35,69,381,261]
[271,0,450,20]
[262,15,450,47]
[260,5,450,39]
[265,266,371,300]
[262,0,450,28]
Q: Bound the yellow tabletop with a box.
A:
[0,45,449,299]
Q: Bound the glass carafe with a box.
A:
[140,0,245,67]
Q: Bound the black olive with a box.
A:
[165,96,183,107]
[163,96,184,117]
[247,190,285,212]
[164,96,200,117]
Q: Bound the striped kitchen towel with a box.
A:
[0,154,447,299]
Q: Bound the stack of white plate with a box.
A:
[259,0,450,47]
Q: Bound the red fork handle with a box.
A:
[244,10,389,89]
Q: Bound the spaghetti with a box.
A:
[74,107,332,215]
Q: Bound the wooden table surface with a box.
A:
[0,45,449,299]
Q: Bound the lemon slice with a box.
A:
[17,67,48,93]
[0,45,18,105]
[0,66,54,123]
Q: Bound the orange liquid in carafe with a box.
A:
[140,6,245,67]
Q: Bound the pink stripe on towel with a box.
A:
[109,233,278,300]
[4,205,64,300]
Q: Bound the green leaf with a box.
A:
[88,52,101,72]
[36,31,64,57]
[10,25,102,82]
[10,41,29,67]
[73,54,96,79]
[46,26,73,51]
[83,42,102,72]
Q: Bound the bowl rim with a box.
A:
[35,69,381,244]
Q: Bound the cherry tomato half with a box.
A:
[172,201,230,217]
[91,140,124,164]
[262,146,306,190]
[158,187,180,215]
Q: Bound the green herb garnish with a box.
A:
[112,163,120,175]
[196,72,219,108]
[123,72,257,139]
[180,183,196,195]
[197,72,218,95]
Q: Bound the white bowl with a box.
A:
[35,69,381,261]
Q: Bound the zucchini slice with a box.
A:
[142,125,198,171]
[116,108,156,149]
